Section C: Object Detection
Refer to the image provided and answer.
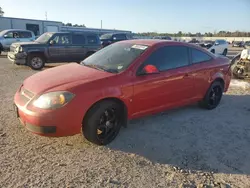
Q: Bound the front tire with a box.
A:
[82,100,123,145]
[199,81,224,110]
[28,54,45,70]
[211,49,215,54]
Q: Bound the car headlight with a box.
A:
[32,91,75,109]
[15,46,23,53]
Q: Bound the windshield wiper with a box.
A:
[81,62,118,73]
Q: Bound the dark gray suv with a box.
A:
[7,31,101,70]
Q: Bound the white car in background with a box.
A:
[200,39,228,56]
[0,29,35,54]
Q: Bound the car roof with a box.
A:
[119,39,186,47]
[47,31,99,35]
[2,29,33,32]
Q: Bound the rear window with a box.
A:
[72,34,85,45]
[87,36,97,44]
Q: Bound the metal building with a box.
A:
[0,17,132,36]
[0,17,62,36]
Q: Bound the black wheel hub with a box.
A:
[97,108,119,142]
[208,86,222,107]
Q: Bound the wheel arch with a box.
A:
[27,51,47,61]
[82,97,128,128]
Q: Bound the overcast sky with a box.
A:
[1,0,250,33]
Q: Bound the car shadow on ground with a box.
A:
[108,94,250,175]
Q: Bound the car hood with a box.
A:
[22,63,114,94]
[11,41,44,48]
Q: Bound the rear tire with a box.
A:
[28,54,45,70]
[199,81,224,110]
[82,100,124,145]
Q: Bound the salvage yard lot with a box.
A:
[0,51,250,187]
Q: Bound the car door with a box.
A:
[188,47,214,99]
[48,33,71,62]
[68,33,87,61]
[2,31,19,49]
[18,31,34,42]
[132,45,196,117]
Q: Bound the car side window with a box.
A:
[191,48,212,64]
[113,34,126,40]
[72,34,85,45]
[5,32,19,38]
[142,46,189,72]
[52,34,71,45]
[87,36,97,44]
[19,31,32,38]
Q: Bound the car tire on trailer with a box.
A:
[222,49,227,56]
[82,100,124,145]
[28,54,45,70]
[199,81,224,110]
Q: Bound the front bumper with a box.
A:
[14,89,83,137]
[7,51,27,65]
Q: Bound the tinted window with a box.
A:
[72,34,85,45]
[143,46,189,71]
[5,32,19,38]
[87,35,97,44]
[191,48,212,64]
[52,34,71,45]
[113,34,126,40]
[19,31,32,38]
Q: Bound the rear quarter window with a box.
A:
[191,48,212,64]
[87,36,98,44]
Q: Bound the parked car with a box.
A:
[153,36,172,40]
[14,40,231,145]
[199,39,228,56]
[7,31,101,70]
[230,45,250,79]
[232,41,244,47]
[0,29,35,54]
[188,38,200,44]
[100,33,131,47]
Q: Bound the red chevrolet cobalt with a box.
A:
[14,40,231,145]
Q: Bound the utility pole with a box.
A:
[101,20,102,29]
[45,11,48,20]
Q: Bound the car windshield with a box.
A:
[81,43,148,73]
[0,30,7,37]
[35,33,53,43]
[100,34,112,40]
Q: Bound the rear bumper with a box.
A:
[7,52,27,65]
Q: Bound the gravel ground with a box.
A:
[0,56,250,188]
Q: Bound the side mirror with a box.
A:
[214,42,219,46]
[49,40,55,45]
[138,64,160,75]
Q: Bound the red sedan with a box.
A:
[14,40,231,145]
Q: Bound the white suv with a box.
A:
[0,29,35,54]
[200,39,228,56]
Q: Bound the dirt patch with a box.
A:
[0,58,250,188]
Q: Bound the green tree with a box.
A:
[0,7,4,17]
